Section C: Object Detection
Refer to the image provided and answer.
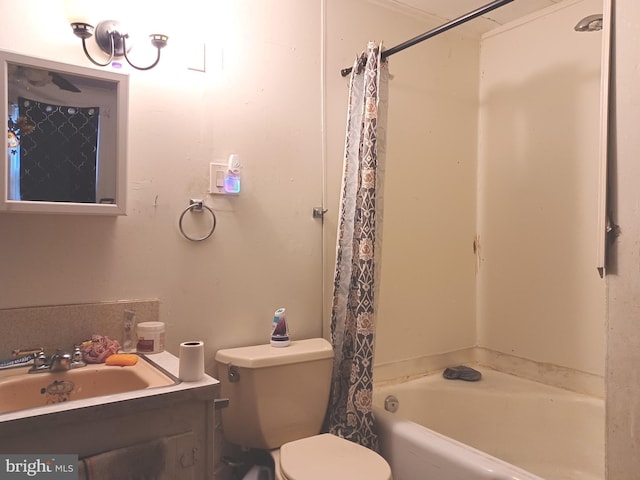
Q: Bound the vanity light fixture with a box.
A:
[70,20,168,71]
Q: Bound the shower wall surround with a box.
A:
[325,0,606,385]
[476,0,606,378]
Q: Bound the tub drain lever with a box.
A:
[384,395,399,413]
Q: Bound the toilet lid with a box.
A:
[279,434,391,480]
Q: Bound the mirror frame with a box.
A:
[0,50,128,215]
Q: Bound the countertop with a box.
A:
[0,350,220,424]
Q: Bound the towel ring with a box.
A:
[179,199,217,242]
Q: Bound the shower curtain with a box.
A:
[325,42,388,451]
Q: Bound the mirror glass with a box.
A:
[0,51,128,215]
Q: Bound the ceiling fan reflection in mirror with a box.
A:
[8,64,81,93]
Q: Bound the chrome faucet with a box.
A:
[28,345,87,374]
[49,352,72,372]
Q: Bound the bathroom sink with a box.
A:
[0,354,179,415]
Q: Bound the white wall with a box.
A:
[0,0,324,367]
[324,0,479,374]
[476,0,606,376]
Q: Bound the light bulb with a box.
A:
[63,0,92,24]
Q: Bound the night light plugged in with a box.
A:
[210,154,242,195]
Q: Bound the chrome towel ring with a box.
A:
[179,199,217,242]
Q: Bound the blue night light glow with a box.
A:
[224,173,241,194]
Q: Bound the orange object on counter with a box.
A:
[105,353,139,366]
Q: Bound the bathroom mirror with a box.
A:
[0,50,128,215]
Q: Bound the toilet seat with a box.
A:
[278,433,391,480]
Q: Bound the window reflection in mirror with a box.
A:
[1,51,128,215]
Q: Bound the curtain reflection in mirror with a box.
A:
[14,97,99,203]
[7,104,21,200]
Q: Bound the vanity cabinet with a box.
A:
[0,355,219,479]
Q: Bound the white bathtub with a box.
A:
[372,367,603,480]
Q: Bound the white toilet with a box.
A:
[215,338,392,480]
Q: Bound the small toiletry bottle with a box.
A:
[122,310,136,353]
[270,307,290,347]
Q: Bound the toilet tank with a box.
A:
[215,338,334,450]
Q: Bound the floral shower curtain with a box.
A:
[325,42,388,451]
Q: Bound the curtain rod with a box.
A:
[340,0,515,77]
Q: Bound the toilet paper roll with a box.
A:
[179,341,205,382]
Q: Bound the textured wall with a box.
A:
[0,0,324,373]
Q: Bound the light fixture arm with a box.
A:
[122,35,166,71]
[70,20,168,70]
[81,36,114,67]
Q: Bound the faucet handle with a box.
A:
[72,345,86,368]
[33,351,48,369]
[11,347,43,357]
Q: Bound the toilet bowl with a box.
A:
[215,339,391,480]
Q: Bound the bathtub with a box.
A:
[372,367,603,480]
